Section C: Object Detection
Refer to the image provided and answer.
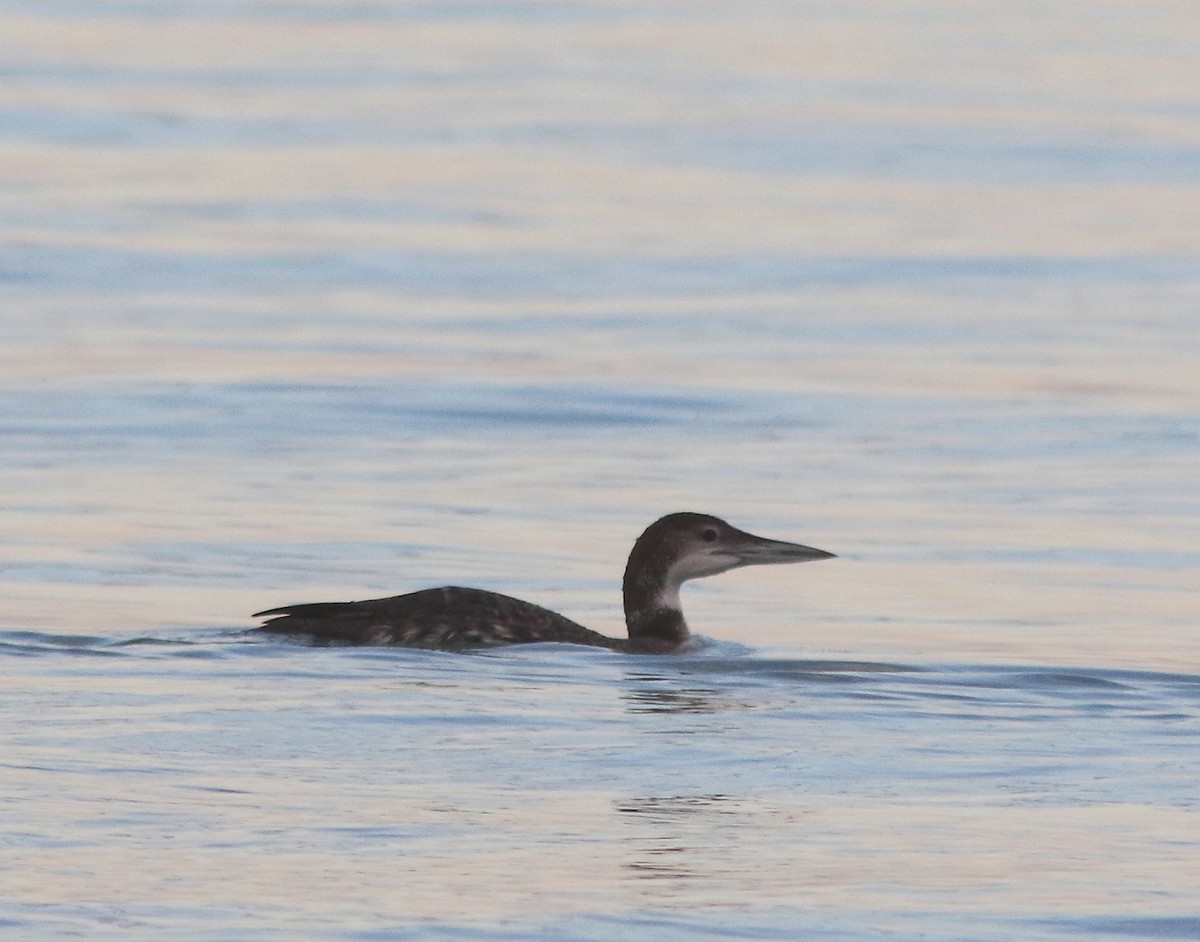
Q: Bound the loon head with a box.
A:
[621,512,835,652]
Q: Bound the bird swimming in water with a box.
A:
[253,512,834,653]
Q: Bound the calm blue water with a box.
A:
[5,631,1199,941]
[2,1,1199,939]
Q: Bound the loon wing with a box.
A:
[254,586,622,650]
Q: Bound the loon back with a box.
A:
[255,586,621,650]
[253,512,834,652]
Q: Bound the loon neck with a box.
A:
[622,540,690,652]
[624,607,689,653]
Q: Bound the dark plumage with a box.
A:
[255,586,618,649]
[254,512,834,653]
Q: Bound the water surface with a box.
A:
[1,1,1198,939]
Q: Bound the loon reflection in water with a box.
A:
[254,512,835,653]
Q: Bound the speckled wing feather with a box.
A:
[254,586,624,650]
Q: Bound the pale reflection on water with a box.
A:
[3,0,1200,938]
[3,635,1198,939]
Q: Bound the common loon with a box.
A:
[253,512,834,653]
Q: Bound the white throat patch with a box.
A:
[655,551,739,610]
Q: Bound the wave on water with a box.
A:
[5,627,1199,715]
[1040,915,1200,940]
[0,629,234,658]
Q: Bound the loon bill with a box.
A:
[253,512,835,653]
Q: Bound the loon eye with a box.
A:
[701,527,718,543]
